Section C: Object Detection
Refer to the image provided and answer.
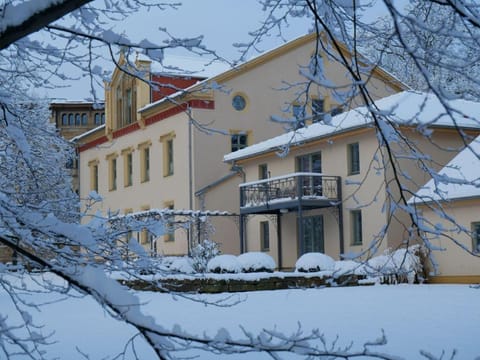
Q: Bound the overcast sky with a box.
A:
[40,0,312,101]
[41,0,387,101]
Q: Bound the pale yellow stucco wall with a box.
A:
[236,127,480,269]
[419,199,480,276]
[79,111,191,256]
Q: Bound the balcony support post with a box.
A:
[337,176,344,255]
[297,175,304,255]
[277,213,283,270]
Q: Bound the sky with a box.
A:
[41,0,313,101]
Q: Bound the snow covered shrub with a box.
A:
[334,260,366,276]
[295,253,335,272]
[366,245,424,284]
[168,257,195,274]
[207,255,241,274]
[190,239,220,273]
[159,256,195,274]
[237,252,276,273]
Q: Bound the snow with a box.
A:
[237,252,276,272]
[295,252,335,272]
[1,273,479,359]
[224,91,480,162]
[207,254,241,273]
[409,135,480,203]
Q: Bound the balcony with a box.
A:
[240,173,341,214]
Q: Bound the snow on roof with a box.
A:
[409,135,480,203]
[135,52,231,79]
[70,124,106,143]
[224,91,480,162]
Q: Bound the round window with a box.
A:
[232,94,247,111]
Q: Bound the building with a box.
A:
[224,91,480,271]
[50,101,105,140]
[409,135,480,282]
[78,32,406,257]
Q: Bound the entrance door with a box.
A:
[300,215,324,254]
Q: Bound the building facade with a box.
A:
[78,33,405,257]
[50,101,105,140]
[224,92,480,272]
[410,136,480,282]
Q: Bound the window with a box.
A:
[300,215,324,254]
[166,140,173,176]
[258,164,268,180]
[94,113,102,125]
[122,148,134,187]
[75,113,81,126]
[160,132,175,177]
[116,86,122,128]
[296,152,322,173]
[296,152,322,196]
[138,141,151,183]
[351,210,363,245]
[293,104,305,128]
[331,107,343,117]
[88,160,99,192]
[348,142,360,175]
[164,202,175,242]
[68,113,74,126]
[232,94,247,111]
[231,132,248,152]
[101,113,105,124]
[81,113,88,125]
[312,98,324,123]
[107,154,117,191]
[260,221,270,251]
[61,114,68,126]
[126,88,133,124]
[140,206,151,245]
[126,153,133,186]
[472,222,480,253]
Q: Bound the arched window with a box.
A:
[94,113,101,125]
[81,113,88,125]
[61,114,68,126]
[75,113,81,126]
[101,113,105,124]
[68,113,74,125]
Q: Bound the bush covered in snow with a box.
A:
[207,254,241,274]
[190,239,220,273]
[334,260,366,276]
[168,257,195,274]
[365,246,424,284]
[295,253,335,272]
[237,252,276,273]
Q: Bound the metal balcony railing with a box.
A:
[240,173,340,209]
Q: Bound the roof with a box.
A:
[224,91,480,162]
[70,124,106,143]
[139,32,407,116]
[409,135,480,204]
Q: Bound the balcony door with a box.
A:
[300,215,324,254]
[296,152,322,196]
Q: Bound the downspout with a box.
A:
[188,117,193,256]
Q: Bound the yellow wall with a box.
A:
[420,199,480,276]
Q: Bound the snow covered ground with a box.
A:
[1,274,478,359]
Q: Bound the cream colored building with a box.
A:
[78,33,405,257]
[409,136,480,282]
[224,92,480,271]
